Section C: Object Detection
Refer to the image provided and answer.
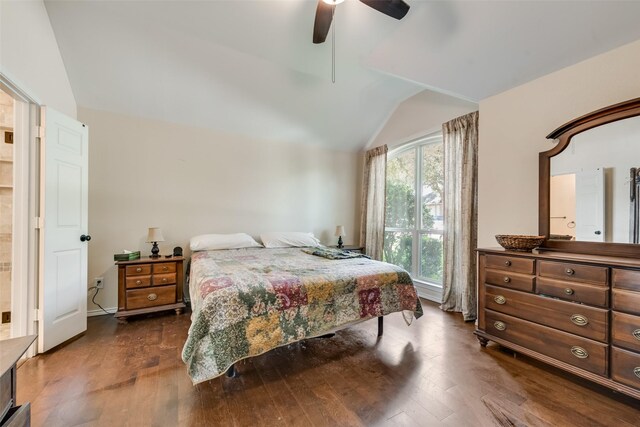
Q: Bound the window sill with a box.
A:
[412,279,442,303]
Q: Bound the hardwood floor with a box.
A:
[16,300,640,426]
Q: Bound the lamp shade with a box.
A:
[146,227,165,243]
[335,225,345,237]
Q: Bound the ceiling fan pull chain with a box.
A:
[332,7,336,83]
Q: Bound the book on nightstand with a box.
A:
[113,251,141,261]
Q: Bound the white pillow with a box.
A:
[189,233,262,251]
[260,232,321,248]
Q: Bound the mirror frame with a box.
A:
[539,97,640,257]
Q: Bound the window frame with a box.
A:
[386,132,444,301]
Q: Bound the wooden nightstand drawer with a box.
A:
[153,262,176,274]
[126,264,151,276]
[152,272,176,286]
[126,285,176,310]
[126,275,151,289]
[485,255,534,275]
[613,268,640,292]
[538,260,607,285]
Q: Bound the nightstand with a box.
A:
[115,256,185,321]
[332,245,365,253]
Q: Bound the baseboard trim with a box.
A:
[87,307,117,317]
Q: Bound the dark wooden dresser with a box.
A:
[1,335,36,427]
[115,256,185,321]
[476,248,640,400]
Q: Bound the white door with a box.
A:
[39,107,89,352]
[575,168,605,242]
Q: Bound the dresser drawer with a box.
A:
[485,269,534,292]
[611,346,640,390]
[485,255,534,275]
[152,273,176,286]
[538,260,607,285]
[485,285,608,342]
[125,264,152,276]
[612,311,640,352]
[153,262,176,274]
[126,275,151,289]
[485,310,608,376]
[536,277,608,307]
[612,289,640,316]
[126,285,176,310]
[613,268,640,292]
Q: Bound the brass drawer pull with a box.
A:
[162,278,168,283]
[503,276,511,283]
[564,288,574,295]
[632,329,640,340]
[136,280,142,285]
[565,268,575,276]
[494,295,506,305]
[494,321,506,331]
[570,314,588,326]
[634,367,640,379]
[136,267,142,273]
[571,346,588,359]
[147,293,158,301]
[163,266,168,271]
[504,260,511,267]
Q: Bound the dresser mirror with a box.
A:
[539,97,640,257]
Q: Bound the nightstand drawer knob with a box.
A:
[504,260,511,267]
[163,266,168,271]
[503,276,511,283]
[494,321,506,331]
[634,367,640,379]
[147,293,158,301]
[564,288,574,295]
[136,267,142,273]
[565,268,575,276]
[136,280,142,285]
[162,278,167,283]
[494,295,506,305]
[632,329,640,340]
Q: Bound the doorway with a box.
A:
[0,87,14,339]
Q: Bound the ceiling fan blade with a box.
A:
[359,0,410,20]
[313,0,334,44]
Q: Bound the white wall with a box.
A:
[370,89,477,149]
[0,0,76,117]
[478,39,640,248]
[79,107,361,312]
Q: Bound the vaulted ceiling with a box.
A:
[44,0,640,150]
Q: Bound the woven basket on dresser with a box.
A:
[495,235,545,252]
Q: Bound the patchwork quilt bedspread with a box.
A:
[182,247,423,384]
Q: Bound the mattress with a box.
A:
[182,247,423,383]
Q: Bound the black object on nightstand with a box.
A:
[332,245,365,254]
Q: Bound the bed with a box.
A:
[182,247,423,384]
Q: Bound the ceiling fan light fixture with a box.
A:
[322,0,345,5]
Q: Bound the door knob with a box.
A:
[80,234,92,242]
[594,230,601,235]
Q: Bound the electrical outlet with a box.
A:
[95,277,104,288]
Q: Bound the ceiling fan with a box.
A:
[313,0,410,44]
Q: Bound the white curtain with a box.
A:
[360,145,388,261]
[441,112,479,321]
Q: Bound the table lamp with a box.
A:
[335,225,345,249]
[147,227,165,258]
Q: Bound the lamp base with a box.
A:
[337,236,343,249]
[150,241,160,258]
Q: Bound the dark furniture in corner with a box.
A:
[1,335,36,427]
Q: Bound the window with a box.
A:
[384,133,444,298]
